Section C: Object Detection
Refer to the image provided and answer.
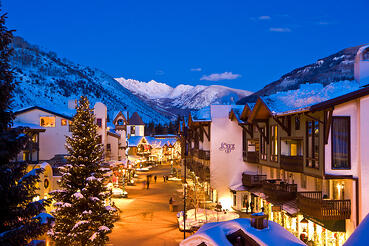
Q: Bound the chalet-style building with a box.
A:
[184,45,369,245]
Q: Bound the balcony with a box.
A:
[280,155,303,173]
[242,173,266,187]
[245,151,259,163]
[198,150,210,160]
[263,181,297,201]
[23,141,40,151]
[297,192,351,221]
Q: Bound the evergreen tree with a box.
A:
[0,11,52,245]
[50,96,115,245]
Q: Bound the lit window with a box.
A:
[40,117,56,127]
[61,119,67,126]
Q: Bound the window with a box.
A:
[301,174,306,189]
[117,119,124,126]
[233,192,237,207]
[332,116,350,169]
[107,144,111,151]
[97,135,102,144]
[270,125,278,162]
[61,119,67,126]
[40,117,56,127]
[260,127,267,160]
[96,118,102,127]
[23,151,30,161]
[68,121,73,132]
[131,126,136,135]
[295,116,300,130]
[281,139,302,156]
[306,120,319,168]
[242,128,247,158]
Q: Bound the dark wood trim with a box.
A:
[331,116,351,170]
[273,116,290,135]
[305,113,324,124]
[254,121,269,144]
[324,108,334,145]
[241,124,253,138]
[200,124,210,141]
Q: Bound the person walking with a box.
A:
[146,180,150,189]
[163,176,166,183]
[169,197,173,212]
[154,175,157,183]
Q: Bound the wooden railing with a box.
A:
[263,182,297,201]
[280,155,303,173]
[246,152,259,163]
[297,191,351,220]
[242,173,267,187]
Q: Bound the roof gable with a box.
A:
[14,106,73,120]
[128,112,145,125]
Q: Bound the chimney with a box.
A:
[250,213,268,229]
[68,99,77,109]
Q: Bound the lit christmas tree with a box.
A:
[0,10,53,245]
[50,96,115,245]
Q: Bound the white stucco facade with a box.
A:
[209,105,257,209]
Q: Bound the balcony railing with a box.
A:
[242,173,267,187]
[23,141,39,151]
[245,151,259,163]
[297,191,351,221]
[263,181,297,201]
[280,155,303,173]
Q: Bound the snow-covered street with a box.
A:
[108,165,188,246]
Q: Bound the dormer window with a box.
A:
[117,119,124,126]
[40,116,56,127]
[131,126,136,135]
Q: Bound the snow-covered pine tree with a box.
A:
[50,96,115,245]
[0,11,53,245]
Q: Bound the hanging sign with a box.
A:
[219,142,235,153]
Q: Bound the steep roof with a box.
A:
[14,106,74,120]
[128,112,145,125]
[127,136,144,147]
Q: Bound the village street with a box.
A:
[108,165,188,246]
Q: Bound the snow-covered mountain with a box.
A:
[115,77,252,114]
[10,37,172,123]
[238,44,365,104]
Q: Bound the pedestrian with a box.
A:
[154,175,157,183]
[245,201,249,214]
[143,180,146,189]
[163,176,166,183]
[169,197,173,212]
[147,180,150,189]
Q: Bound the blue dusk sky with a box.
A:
[3,0,369,92]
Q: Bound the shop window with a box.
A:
[40,116,55,127]
[332,116,350,169]
[61,119,67,126]
[96,118,102,127]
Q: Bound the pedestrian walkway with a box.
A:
[109,165,187,246]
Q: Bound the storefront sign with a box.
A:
[272,205,281,212]
[219,142,235,153]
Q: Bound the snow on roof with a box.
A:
[191,106,211,122]
[230,105,245,123]
[247,103,256,110]
[180,218,305,246]
[260,81,360,114]
[127,136,144,147]
[12,121,45,130]
[14,105,75,119]
[344,213,369,246]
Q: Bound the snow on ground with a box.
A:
[262,80,360,114]
[177,208,239,231]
